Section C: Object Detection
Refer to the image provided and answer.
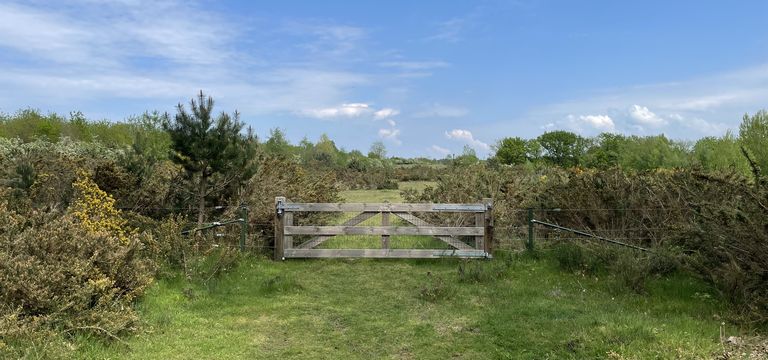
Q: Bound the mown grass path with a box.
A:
[79,254,731,359]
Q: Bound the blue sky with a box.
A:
[1,0,767,158]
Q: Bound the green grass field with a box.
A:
[75,184,744,359]
[78,256,734,359]
[339,181,436,203]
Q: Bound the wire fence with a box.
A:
[153,204,683,257]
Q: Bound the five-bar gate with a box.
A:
[274,197,493,259]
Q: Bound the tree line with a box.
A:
[491,111,767,178]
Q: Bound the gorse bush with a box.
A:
[0,171,156,357]
[71,171,132,244]
[0,202,155,357]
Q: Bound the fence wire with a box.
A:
[164,205,681,256]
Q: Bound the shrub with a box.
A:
[0,203,155,352]
[229,154,340,253]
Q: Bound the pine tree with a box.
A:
[163,91,256,226]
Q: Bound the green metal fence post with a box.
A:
[527,208,534,251]
[240,205,248,252]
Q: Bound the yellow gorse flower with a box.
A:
[71,171,131,244]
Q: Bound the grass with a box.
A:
[339,181,436,203]
[77,254,735,359]
[73,185,744,359]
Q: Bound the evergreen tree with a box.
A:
[163,91,256,226]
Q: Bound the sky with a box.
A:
[1,0,767,158]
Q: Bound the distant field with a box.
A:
[339,181,436,203]
[76,185,744,359]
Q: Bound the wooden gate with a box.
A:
[274,197,493,259]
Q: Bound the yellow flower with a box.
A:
[70,171,132,244]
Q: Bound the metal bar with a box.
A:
[274,197,286,260]
[530,219,651,252]
[240,206,248,251]
[527,208,534,251]
[181,218,243,235]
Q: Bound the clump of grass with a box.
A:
[551,242,610,274]
[456,259,509,283]
[260,275,303,294]
[418,273,452,302]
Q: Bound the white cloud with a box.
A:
[386,119,397,127]
[374,108,399,120]
[668,113,728,136]
[425,17,467,43]
[429,145,451,156]
[577,114,615,131]
[303,103,371,119]
[302,103,404,121]
[445,129,489,150]
[378,61,450,70]
[414,103,469,118]
[674,94,741,111]
[629,105,666,126]
[280,21,367,59]
[378,128,401,145]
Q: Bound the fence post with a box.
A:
[381,211,390,249]
[483,198,493,256]
[239,205,248,252]
[527,208,534,251]
[274,197,286,261]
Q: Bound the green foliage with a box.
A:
[739,110,768,174]
[367,140,387,159]
[230,154,340,252]
[618,135,690,170]
[537,130,586,167]
[693,131,749,174]
[583,133,626,169]
[452,145,480,166]
[163,91,257,224]
[0,201,155,357]
[493,136,540,165]
[263,127,291,156]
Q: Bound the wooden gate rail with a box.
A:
[274,197,493,259]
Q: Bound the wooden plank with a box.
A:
[285,226,484,236]
[381,211,390,249]
[392,212,473,250]
[274,197,286,261]
[475,211,484,252]
[283,203,485,213]
[483,198,494,254]
[296,212,377,249]
[283,249,490,258]
[284,211,293,249]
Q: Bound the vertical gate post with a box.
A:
[483,198,493,255]
[527,208,534,251]
[381,211,390,249]
[274,197,286,261]
[284,204,293,252]
[239,205,248,252]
